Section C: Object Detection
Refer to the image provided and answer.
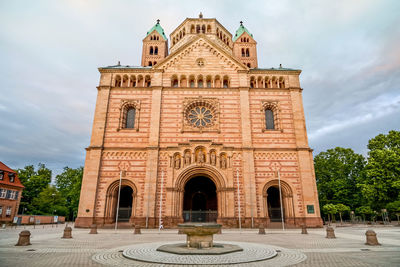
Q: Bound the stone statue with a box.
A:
[210,152,216,166]
[185,152,191,166]
[175,156,181,169]
[198,151,205,163]
[220,156,227,169]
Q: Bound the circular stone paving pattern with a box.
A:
[92,241,307,266]
[122,241,276,265]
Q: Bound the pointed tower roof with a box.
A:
[146,19,168,40]
[233,21,253,42]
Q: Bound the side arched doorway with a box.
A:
[267,186,283,222]
[116,186,133,221]
[183,176,217,222]
[263,180,295,225]
[104,179,137,224]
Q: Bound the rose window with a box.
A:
[188,106,214,127]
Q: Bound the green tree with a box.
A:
[335,204,350,224]
[356,206,374,221]
[17,164,52,214]
[314,147,366,211]
[55,167,83,220]
[386,200,400,220]
[322,204,337,222]
[31,185,68,216]
[359,130,400,210]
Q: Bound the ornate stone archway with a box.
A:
[104,179,137,224]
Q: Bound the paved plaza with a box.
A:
[0,224,399,266]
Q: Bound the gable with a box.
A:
[143,30,165,42]
[235,32,256,44]
[155,36,248,72]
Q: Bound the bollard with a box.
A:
[326,226,336,238]
[134,225,141,235]
[301,225,308,234]
[89,224,98,234]
[16,230,31,246]
[62,226,72,239]
[365,230,380,246]
[258,224,266,235]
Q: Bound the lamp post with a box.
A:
[51,193,56,228]
[277,170,285,231]
[115,170,123,231]
[236,168,241,232]
[159,170,164,233]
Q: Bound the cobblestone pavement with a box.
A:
[0,224,399,266]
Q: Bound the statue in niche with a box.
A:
[184,152,191,166]
[197,151,205,164]
[174,156,181,169]
[210,152,216,166]
[220,156,227,169]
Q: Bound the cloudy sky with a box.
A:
[0,0,399,175]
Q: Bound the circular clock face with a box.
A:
[188,106,214,127]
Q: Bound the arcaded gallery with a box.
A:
[75,14,322,229]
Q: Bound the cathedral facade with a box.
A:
[75,15,323,228]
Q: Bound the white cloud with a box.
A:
[0,0,399,172]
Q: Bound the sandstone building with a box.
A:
[76,15,322,228]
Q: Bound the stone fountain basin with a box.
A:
[177,223,221,249]
[178,223,221,235]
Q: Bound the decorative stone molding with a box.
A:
[102,151,147,160]
[118,100,141,132]
[182,97,220,133]
[254,152,297,160]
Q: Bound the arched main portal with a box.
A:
[183,176,217,222]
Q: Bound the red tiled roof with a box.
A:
[0,161,24,189]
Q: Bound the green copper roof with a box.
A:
[233,22,253,42]
[146,20,167,40]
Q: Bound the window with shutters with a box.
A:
[6,206,11,216]
[0,189,5,198]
